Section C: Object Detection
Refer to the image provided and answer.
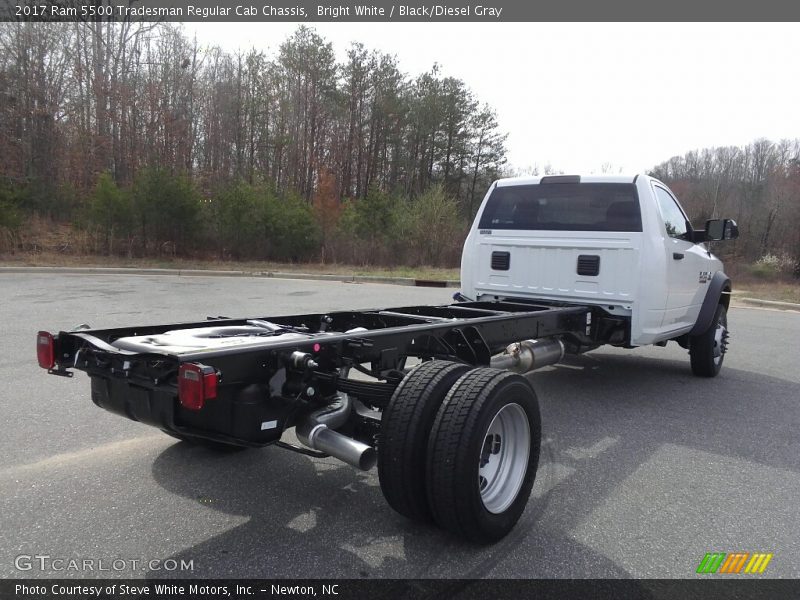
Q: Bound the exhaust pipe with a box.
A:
[490,338,565,374]
[295,394,377,471]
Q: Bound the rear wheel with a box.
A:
[426,368,541,543]
[378,360,472,522]
[689,304,728,377]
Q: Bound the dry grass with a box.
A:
[1,217,461,281]
[732,279,800,304]
[726,260,800,303]
[0,251,461,282]
[4,252,799,302]
[3,220,798,302]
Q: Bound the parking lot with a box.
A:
[1,273,798,578]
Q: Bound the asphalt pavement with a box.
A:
[1,273,798,579]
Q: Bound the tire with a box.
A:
[164,431,249,453]
[426,368,541,543]
[689,304,729,377]
[378,360,472,522]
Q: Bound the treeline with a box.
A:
[1,21,798,273]
[0,22,505,263]
[74,170,464,265]
[649,138,800,276]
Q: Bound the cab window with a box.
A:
[653,186,688,239]
[478,183,642,232]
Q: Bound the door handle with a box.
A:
[673,252,685,260]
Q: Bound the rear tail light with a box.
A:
[37,331,55,369]
[178,363,218,410]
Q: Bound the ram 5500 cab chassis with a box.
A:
[38,174,738,542]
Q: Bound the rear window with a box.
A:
[477,183,642,232]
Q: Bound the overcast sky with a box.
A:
[186,22,800,174]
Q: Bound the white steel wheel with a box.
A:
[478,403,531,514]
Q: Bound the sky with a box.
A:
[185,22,800,175]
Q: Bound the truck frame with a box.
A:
[38,299,603,541]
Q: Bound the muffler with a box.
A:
[295,394,377,471]
[490,338,565,374]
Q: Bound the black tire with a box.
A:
[378,360,472,522]
[426,368,541,543]
[689,304,728,377]
[164,431,249,453]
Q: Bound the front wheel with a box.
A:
[689,304,729,377]
[426,368,541,543]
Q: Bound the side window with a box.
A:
[653,186,688,239]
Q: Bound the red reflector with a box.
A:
[203,370,218,400]
[178,363,218,410]
[37,331,55,369]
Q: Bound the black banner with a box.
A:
[0,579,795,600]
[2,0,800,22]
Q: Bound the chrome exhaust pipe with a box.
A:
[295,394,377,471]
[490,338,565,374]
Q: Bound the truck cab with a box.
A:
[460,174,736,347]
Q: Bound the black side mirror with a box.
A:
[723,219,740,240]
[705,218,739,241]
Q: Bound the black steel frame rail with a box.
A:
[58,301,591,369]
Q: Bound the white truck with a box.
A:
[38,174,738,543]
[461,174,737,375]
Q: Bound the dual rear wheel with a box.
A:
[378,360,541,543]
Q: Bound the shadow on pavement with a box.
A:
[147,350,798,579]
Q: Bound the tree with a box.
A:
[467,105,506,217]
[312,168,341,263]
[0,23,512,267]
[87,172,131,254]
[407,184,462,265]
[132,168,200,255]
[213,180,260,259]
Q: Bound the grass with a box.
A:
[3,251,798,304]
[0,252,461,282]
[732,279,800,304]
[727,262,800,304]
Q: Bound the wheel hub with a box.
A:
[478,403,530,514]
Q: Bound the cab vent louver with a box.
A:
[577,255,600,276]
[491,251,510,271]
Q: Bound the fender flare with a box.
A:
[689,271,731,336]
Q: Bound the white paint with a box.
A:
[461,174,724,345]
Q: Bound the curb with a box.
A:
[736,297,800,311]
[0,266,461,289]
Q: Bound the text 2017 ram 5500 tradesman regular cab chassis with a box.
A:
[38,174,738,542]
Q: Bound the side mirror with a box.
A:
[705,218,739,241]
